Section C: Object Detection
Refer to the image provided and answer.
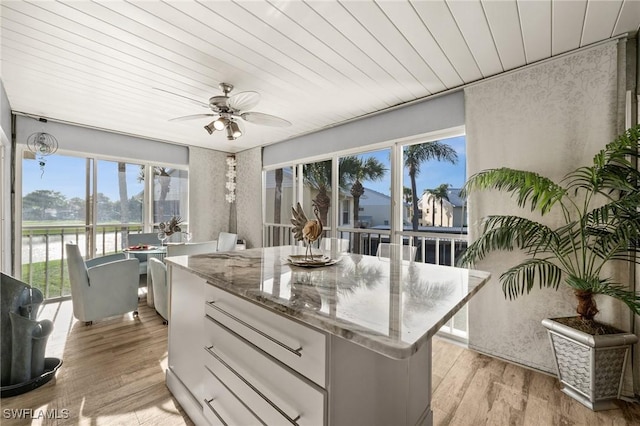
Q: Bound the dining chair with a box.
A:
[166,241,218,257]
[217,232,238,252]
[127,232,160,275]
[66,243,139,325]
[376,243,417,262]
[148,257,168,324]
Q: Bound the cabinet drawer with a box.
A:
[202,368,261,426]
[203,317,325,426]
[204,285,326,387]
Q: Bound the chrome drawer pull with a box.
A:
[206,300,303,357]
[204,398,229,426]
[205,345,302,426]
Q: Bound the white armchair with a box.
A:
[127,232,159,275]
[148,257,168,324]
[217,232,238,252]
[166,241,218,257]
[66,243,140,325]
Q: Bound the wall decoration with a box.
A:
[225,155,237,203]
[26,132,58,178]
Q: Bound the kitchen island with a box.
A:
[165,245,490,426]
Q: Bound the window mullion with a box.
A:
[145,164,153,232]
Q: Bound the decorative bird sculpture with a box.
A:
[291,202,323,260]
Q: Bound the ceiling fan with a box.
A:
[164,83,291,140]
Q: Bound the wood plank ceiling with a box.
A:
[1,0,639,153]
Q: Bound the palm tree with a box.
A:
[404,142,458,233]
[341,156,386,254]
[303,158,366,228]
[458,125,640,323]
[403,186,413,225]
[424,183,451,226]
[303,160,333,226]
[344,157,386,226]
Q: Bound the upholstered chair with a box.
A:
[66,243,139,325]
[166,241,218,257]
[148,257,168,324]
[217,232,238,252]
[127,232,160,275]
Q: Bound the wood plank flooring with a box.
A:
[3,298,640,425]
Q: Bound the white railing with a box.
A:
[21,223,145,300]
[263,223,295,247]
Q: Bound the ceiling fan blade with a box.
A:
[153,87,208,108]
[228,91,260,112]
[241,111,291,127]
[169,113,217,122]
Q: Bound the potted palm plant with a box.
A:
[458,125,640,411]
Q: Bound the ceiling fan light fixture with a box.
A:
[229,120,242,138]
[213,117,227,131]
[204,121,216,135]
[226,125,236,140]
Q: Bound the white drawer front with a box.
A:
[202,368,261,426]
[203,318,326,426]
[204,285,326,387]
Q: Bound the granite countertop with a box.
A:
[166,245,491,359]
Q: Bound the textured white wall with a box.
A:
[188,146,229,242]
[235,147,263,248]
[465,41,623,373]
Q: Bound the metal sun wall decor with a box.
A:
[225,155,237,203]
[26,132,58,178]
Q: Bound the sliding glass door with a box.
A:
[19,151,188,300]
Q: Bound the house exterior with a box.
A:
[417,188,467,228]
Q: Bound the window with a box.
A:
[338,149,390,254]
[262,130,468,341]
[97,160,144,225]
[264,166,294,246]
[402,136,464,232]
[20,151,188,300]
[22,154,87,298]
[303,159,332,233]
[152,166,188,226]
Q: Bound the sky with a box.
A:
[22,155,143,201]
[357,135,466,196]
[23,135,466,201]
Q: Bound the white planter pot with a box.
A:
[542,318,638,411]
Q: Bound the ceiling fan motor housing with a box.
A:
[208,96,230,112]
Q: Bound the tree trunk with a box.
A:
[158,172,171,222]
[575,290,599,321]
[314,187,330,228]
[440,199,444,226]
[410,169,420,247]
[273,168,283,245]
[351,180,364,254]
[410,171,419,231]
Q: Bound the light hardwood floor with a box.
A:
[3,298,640,425]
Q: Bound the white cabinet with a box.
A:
[202,285,326,425]
[167,261,436,426]
[167,265,206,424]
[204,285,327,387]
[168,267,328,426]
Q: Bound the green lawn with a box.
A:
[22,258,71,298]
